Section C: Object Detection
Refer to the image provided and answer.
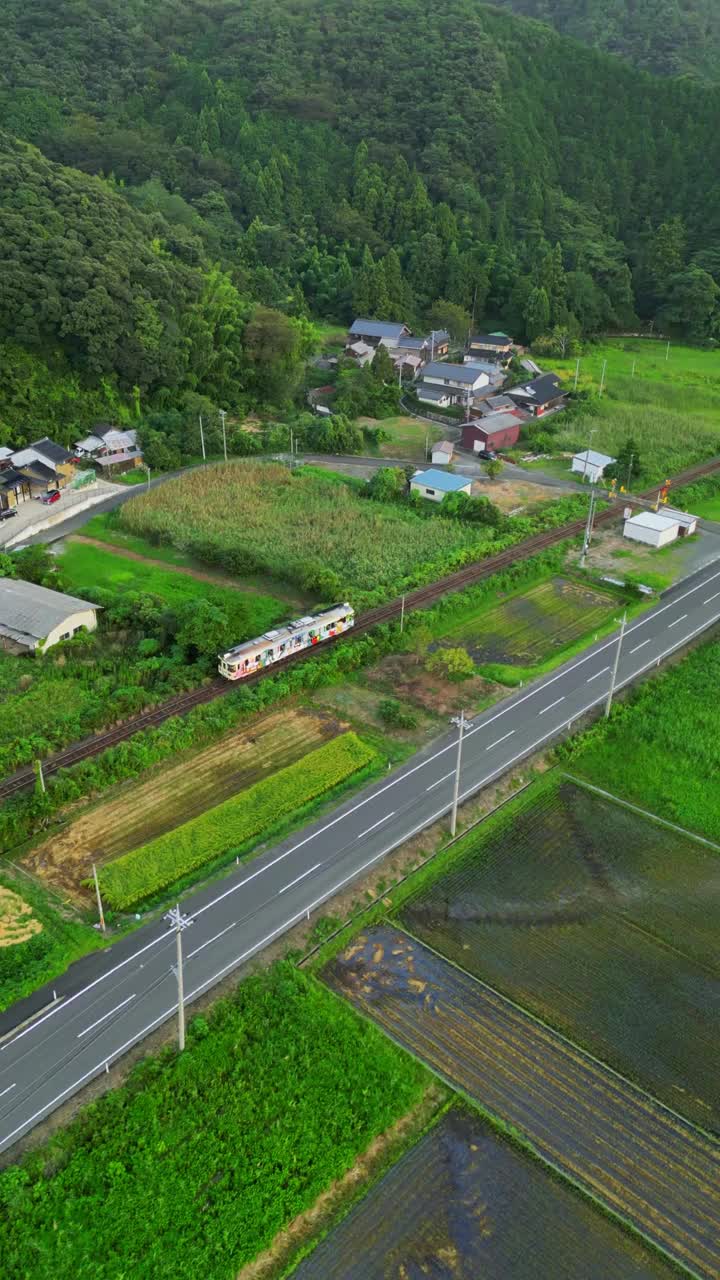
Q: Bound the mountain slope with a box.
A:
[491,0,720,79]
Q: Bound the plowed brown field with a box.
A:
[25,708,341,900]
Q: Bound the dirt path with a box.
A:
[69,535,302,603]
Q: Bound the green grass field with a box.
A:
[562,634,720,842]
[0,962,428,1279]
[59,540,286,637]
[547,339,720,482]
[0,871,99,1012]
[361,415,443,463]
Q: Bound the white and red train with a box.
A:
[218,603,355,680]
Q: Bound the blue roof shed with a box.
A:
[410,469,472,493]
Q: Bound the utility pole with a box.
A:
[470,284,478,334]
[425,430,429,460]
[626,451,635,492]
[289,426,294,458]
[219,409,228,462]
[581,427,597,484]
[92,863,106,934]
[165,904,193,1052]
[666,340,670,362]
[631,358,636,379]
[400,594,405,634]
[35,758,45,794]
[146,466,151,490]
[579,484,596,568]
[598,359,607,397]
[198,415,206,461]
[431,330,436,361]
[605,612,627,718]
[573,357,580,391]
[449,710,471,837]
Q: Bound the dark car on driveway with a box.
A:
[0,508,17,521]
[39,490,61,505]
[476,449,497,461]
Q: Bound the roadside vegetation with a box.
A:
[97,732,376,910]
[559,634,720,841]
[0,963,429,1279]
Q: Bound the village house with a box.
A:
[74,425,143,475]
[346,319,411,351]
[345,340,374,367]
[410,468,472,503]
[2,438,76,501]
[465,333,514,365]
[461,412,522,454]
[0,578,99,653]
[507,373,566,417]
[416,361,490,407]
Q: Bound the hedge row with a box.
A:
[98,732,376,910]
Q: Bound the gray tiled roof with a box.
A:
[0,578,99,642]
[423,361,483,385]
[349,319,408,340]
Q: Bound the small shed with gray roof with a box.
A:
[0,579,99,653]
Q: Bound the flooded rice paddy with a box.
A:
[401,778,720,1133]
[324,926,720,1278]
[438,576,618,665]
[294,1107,676,1279]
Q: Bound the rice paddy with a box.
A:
[436,576,619,667]
[400,778,720,1132]
[324,926,720,1279]
[295,1107,676,1279]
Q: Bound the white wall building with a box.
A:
[571,449,616,484]
[0,579,99,653]
[431,441,454,465]
[410,469,472,503]
[623,512,680,548]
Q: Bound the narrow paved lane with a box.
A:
[1,559,719,1153]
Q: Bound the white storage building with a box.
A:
[410,469,472,503]
[431,440,454,465]
[571,449,615,484]
[623,511,680,548]
[0,579,99,653]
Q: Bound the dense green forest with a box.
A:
[494,0,720,79]
[1,0,720,436]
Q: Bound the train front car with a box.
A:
[218,602,354,680]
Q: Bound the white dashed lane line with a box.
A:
[668,614,688,629]
[538,697,565,716]
[77,993,136,1039]
[630,639,651,654]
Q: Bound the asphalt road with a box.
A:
[1,559,720,1153]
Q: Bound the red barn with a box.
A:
[461,412,521,453]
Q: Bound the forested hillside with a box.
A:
[493,0,720,80]
[1,0,720,435]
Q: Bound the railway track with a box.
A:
[1,455,718,803]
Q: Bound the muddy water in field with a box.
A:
[401,780,720,1133]
[324,927,720,1280]
[437,576,617,665]
[294,1107,675,1279]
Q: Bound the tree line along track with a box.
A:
[0,456,717,803]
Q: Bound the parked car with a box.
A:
[477,449,497,461]
[39,490,61,504]
[0,508,17,521]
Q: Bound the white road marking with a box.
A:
[187,921,236,960]
[278,863,322,894]
[486,730,515,751]
[0,1083,16,1101]
[630,639,651,654]
[77,993,136,1039]
[357,813,396,840]
[426,770,454,792]
[704,592,720,604]
[538,697,565,716]
[668,614,687,628]
[586,666,610,682]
